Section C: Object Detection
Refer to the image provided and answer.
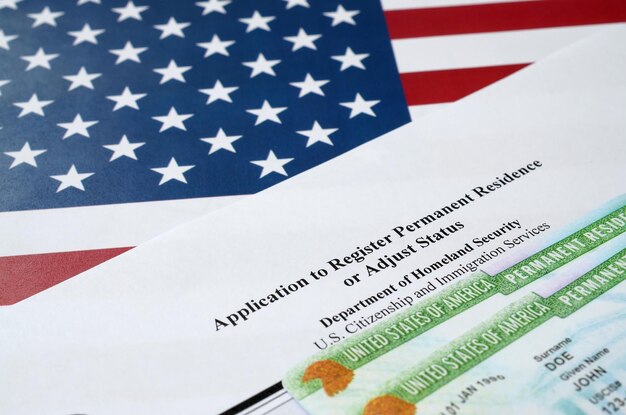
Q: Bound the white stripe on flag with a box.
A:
[392,24,620,73]
[408,104,447,120]
[381,0,535,11]
[0,195,243,256]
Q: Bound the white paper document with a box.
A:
[1,27,625,415]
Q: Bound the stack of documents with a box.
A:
[1,1,625,414]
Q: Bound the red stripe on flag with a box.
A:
[0,247,132,306]
[401,63,528,106]
[385,0,626,39]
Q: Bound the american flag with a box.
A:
[0,0,410,303]
[2,0,626,305]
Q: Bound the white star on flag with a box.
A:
[68,24,105,45]
[4,142,47,168]
[28,6,64,28]
[57,114,99,139]
[297,121,337,147]
[324,5,359,26]
[154,17,190,39]
[77,0,101,5]
[290,73,329,97]
[109,41,148,64]
[63,67,102,91]
[21,48,59,71]
[196,0,230,15]
[0,0,23,10]
[103,135,145,161]
[284,28,321,51]
[243,53,280,78]
[340,93,380,118]
[200,128,242,154]
[197,35,235,58]
[50,165,94,192]
[250,150,293,178]
[153,60,192,84]
[0,80,9,96]
[106,86,147,111]
[13,94,53,117]
[0,29,18,50]
[283,0,309,9]
[246,100,287,125]
[199,80,238,104]
[152,107,193,132]
[112,1,149,22]
[239,11,275,33]
[332,47,369,71]
[151,158,194,185]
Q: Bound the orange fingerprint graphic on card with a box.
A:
[363,395,416,415]
[301,360,354,396]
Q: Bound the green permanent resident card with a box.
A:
[284,198,626,415]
